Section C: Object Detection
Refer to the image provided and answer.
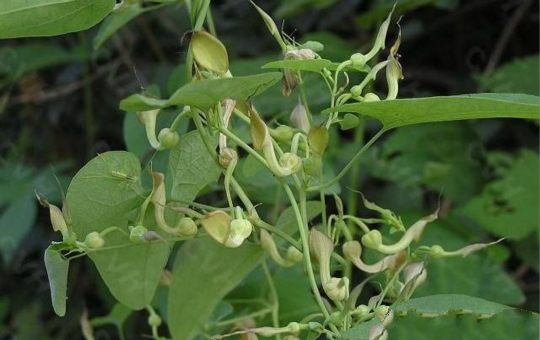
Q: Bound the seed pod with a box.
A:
[191,31,229,74]
[157,128,180,150]
[308,126,329,156]
[201,211,231,245]
[290,102,310,134]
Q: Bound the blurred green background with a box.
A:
[0,0,538,339]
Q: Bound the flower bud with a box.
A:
[324,277,349,302]
[191,31,229,74]
[364,93,380,102]
[84,232,105,249]
[201,211,231,245]
[354,304,370,318]
[429,245,445,259]
[158,128,180,150]
[176,217,198,237]
[350,85,362,97]
[219,147,238,169]
[285,246,303,264]
[350,53,366,68]
[309,229,334,283]
[323,68,332,78]
[361,230,383,249]
[250,1,287,51]
[225,219,253,248]
[271,125,294,142]
[301,40,324,52]
[290,102,310,134]
[287,322,301,335]
[303,155,322,176]
[129,225,148,243]
[148,313,162,327]
[261,229,295,267]
[279,153,302,174]
[308,126,328,156]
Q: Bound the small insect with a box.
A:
[109,170,138,182]
[81,153,140,192]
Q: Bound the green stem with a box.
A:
[346,117,365,233]
[262,261,282,340]
[280,181,330,319]
[308,129,385,192]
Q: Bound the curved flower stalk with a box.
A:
[343,241,406,274]
[428,238,506,259]
[260,229,303,267]
[151,172,198,237]
[309,228,349,302]
[361,211,438,254]
[137,109,180,151]
[250,108,302,177]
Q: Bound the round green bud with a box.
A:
[287,322,301,335]
[272,125,295,142]
[355,304,370,318]
[350,53,366,68]
[148,313,162,327]
[324,277,349,302]
[158,128,180,149]
[361,230,382,249]
[129,225,148,243]
[177,217,198,236]
[225,219,253,248]
[323,68,332,78]
[303,155,322,176]
[350,85,362,97]
[63,231,78,246]
[286,246,303,263]
[84,232,105,249]
[301,40,324,52]
[328,311,342,324]
[429,245,445,258]
[364,93,381,102]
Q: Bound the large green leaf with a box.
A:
[168,239,265,340]
[326,94,539,129]
[66,151,170,310]
[44,246,69,317]
[393,294,511,317]
[479,55,540,95]
[168,130,221,202]
[119,73,282,112]
[459,150,539,239]
[0,0,115,38]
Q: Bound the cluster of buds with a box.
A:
[201,207,253,248]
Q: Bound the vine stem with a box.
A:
[279,180,331,319]
[307,129,386,192]
[262,261,282,340]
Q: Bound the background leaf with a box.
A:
[44,247,69,317]
[479,55,539,95]
[0,0,115,38]
[393,294,512,316]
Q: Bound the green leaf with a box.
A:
[0,0,115,38]
[393,294,512,317]
[168,130,221,202]
[93,4,149,50]
[389,311,538,340]
[339,113,361,130]
[44,247,69,317]
[458,150,539,239]
[326,94,539,129]
[262,59,333,73]
[66,151,170,310]
[168,239,265,340]
[120,73,282,112]
[479,55,539,95]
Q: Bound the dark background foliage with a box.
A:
[0,0,538,339]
